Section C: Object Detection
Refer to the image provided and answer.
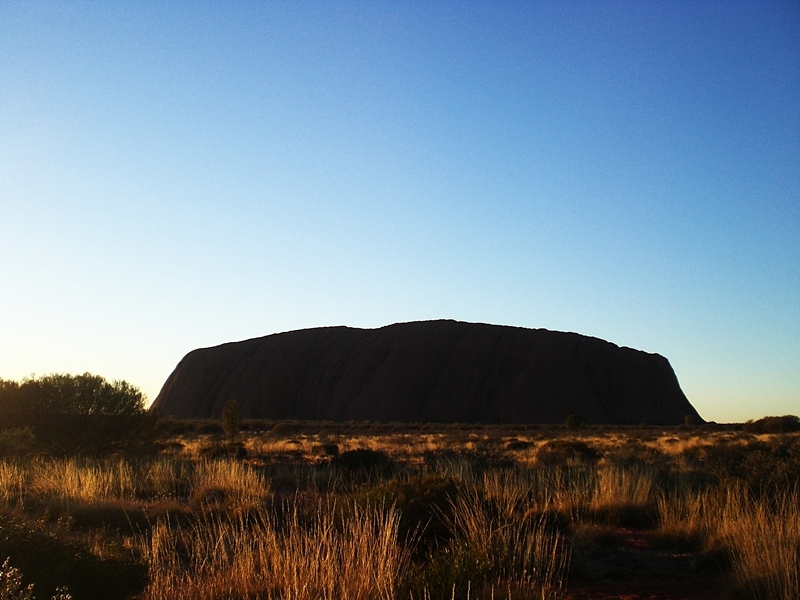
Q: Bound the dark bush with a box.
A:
[423,448,515,475]
[742,415,800,434]
[405,540,492,600]
[536,440,599,466]
[0,428,39,457]
[270,422,299,436]
[198,441,247,460]
[364,476,459,552]
[0,374,145,416]
[331,449,395,478]
[1,413,159,457]
[243,420,273,432]
[565,414,586,430]
[607,438,665,466]
[156,418,191,435]
[198,422,224,435]
[683,438,800,493]
[504,439,534,451]
[312,443,339,457]
[0,374,153,456]
[0,511,147,600]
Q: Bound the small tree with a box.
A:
[221,399,242,439]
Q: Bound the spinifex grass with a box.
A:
[0,462,24,506]
[444,490,569,599]
[189,459,271,508]
[139,502,407,600]
[0,425,796,600]
[28,459,138,505]
[657,484,800,599]
[13,458,266,508]
[722,489,800,600]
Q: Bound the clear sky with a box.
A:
[1,2,798,422]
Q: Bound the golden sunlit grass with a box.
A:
[28,458,138,505]
[10,457,268,510]
[140,503,408,600]
[190,459,271,509]
[657,484,800,600]
[444,489,569,599]
[0,462,24,505]
[725,490,800,600]
[0,424,797,599]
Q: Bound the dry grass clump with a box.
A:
[190,459,271,509]
[0,462,24,506]
[442,490,569,599]
[586,465,656,526]
[7,457,268,510]
[656,484,711,549]
[522,464,656,528]
[139,503,407,600]
[723,489,800,600]
[657,485,800,599]
[28,459,137,505]
[138,459,192,499]
[22,458,192,507]
[395,467,569,600]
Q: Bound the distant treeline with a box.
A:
[0,373,145,415]
[0,374,153,456]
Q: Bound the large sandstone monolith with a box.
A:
[151,320,701,424]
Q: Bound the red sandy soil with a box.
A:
[565,530,731,600]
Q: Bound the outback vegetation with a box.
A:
[0,376,798,599]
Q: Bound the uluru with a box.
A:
[151,320,701,425]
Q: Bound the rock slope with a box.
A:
[151,320,701,424]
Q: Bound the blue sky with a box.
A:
[1,2,797,422]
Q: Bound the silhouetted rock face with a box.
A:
[151,321,701,424]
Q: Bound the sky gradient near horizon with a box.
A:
[1,2,798,422]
